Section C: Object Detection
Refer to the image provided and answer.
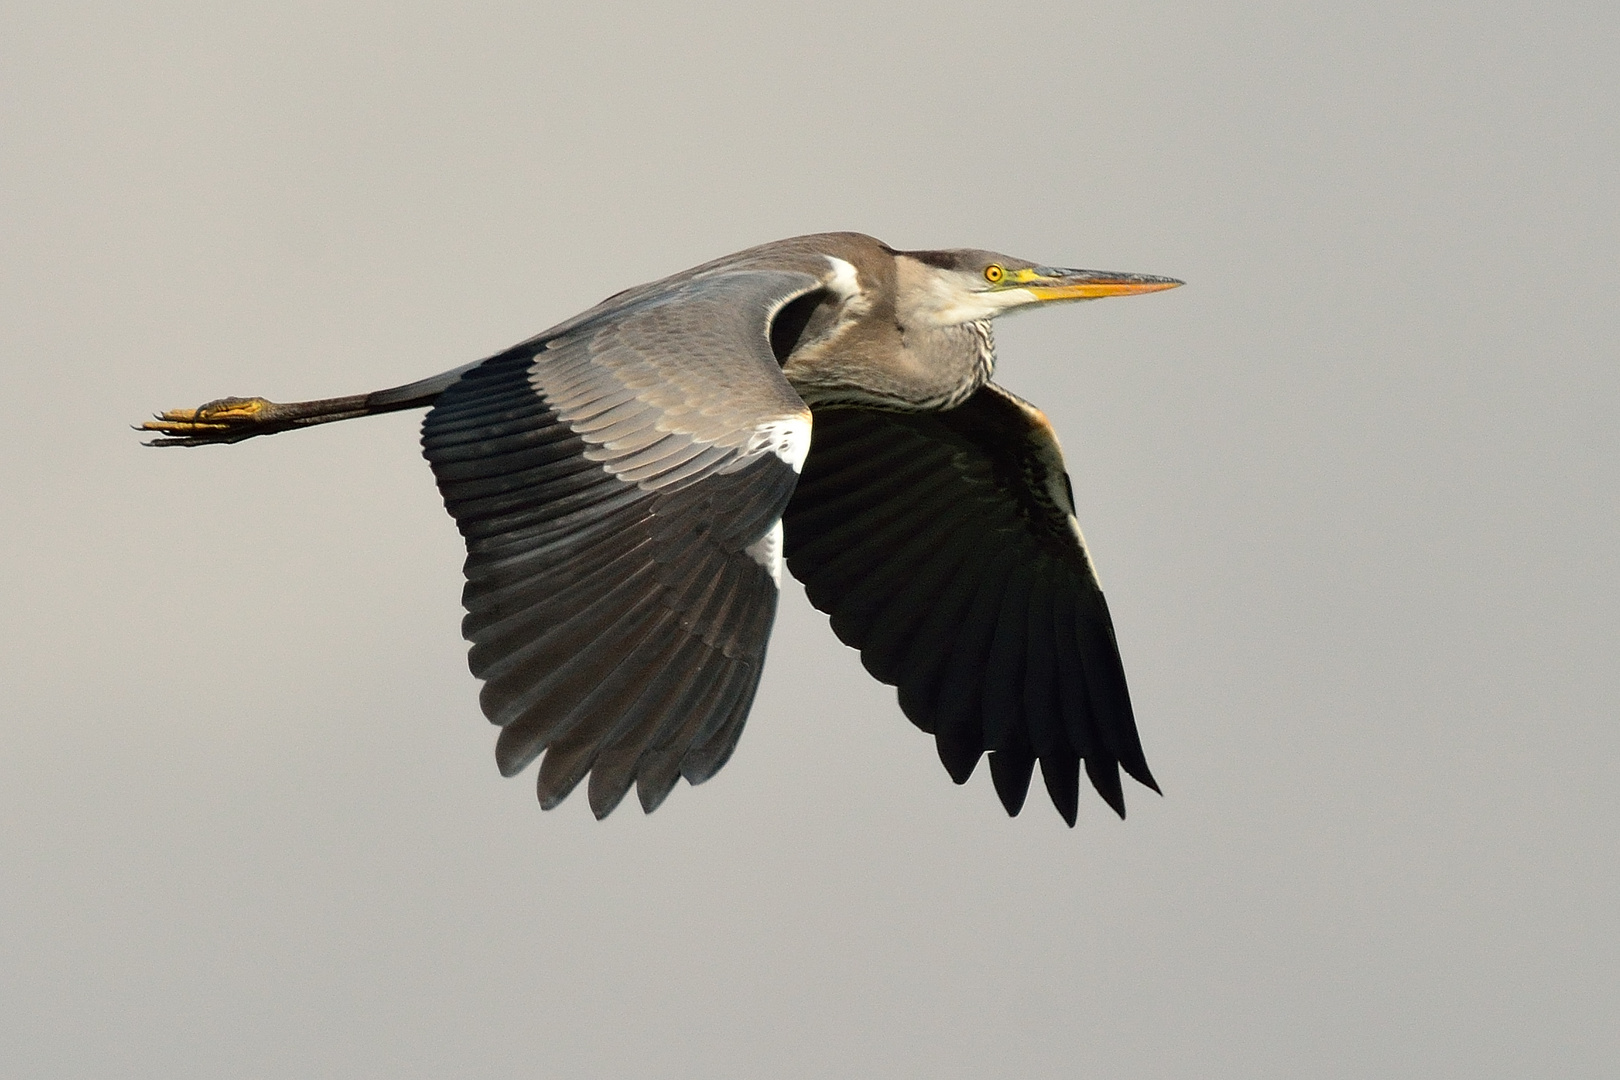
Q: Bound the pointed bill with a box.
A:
[1010,267,1184,302]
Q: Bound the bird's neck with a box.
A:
[783,313,995,412]
[896,319,996,411]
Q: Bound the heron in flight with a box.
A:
[143,233,1181,826]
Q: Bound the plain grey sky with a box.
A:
[2,2,1615,1077]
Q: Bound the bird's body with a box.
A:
[143,232,1180,825]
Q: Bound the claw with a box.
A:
[138,396,279,445]
[138,390,378,446]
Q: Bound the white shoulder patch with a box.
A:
[744,415,812,472]
[745,519,785,588]
[824,256,861,300]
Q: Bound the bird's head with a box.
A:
[893,247,1182,329]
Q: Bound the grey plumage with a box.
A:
[142,232,1181,826]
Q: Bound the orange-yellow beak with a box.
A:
[1009,266,1184,302]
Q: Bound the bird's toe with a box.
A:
[138,397,278,445]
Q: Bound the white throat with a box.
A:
[894,255,1033,329]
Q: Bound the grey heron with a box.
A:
[142,232,1181,826]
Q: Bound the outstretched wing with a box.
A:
[782,382,1157,825]
[422,267,823,818]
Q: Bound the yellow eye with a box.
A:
[984,264,1005,284]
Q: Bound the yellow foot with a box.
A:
[139,396,281,445]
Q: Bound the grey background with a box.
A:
[3,3,1615,1077]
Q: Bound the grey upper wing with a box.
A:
[421,268,821,817]
[782,382,1157,825]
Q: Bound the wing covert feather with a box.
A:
[422,266,823,817]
